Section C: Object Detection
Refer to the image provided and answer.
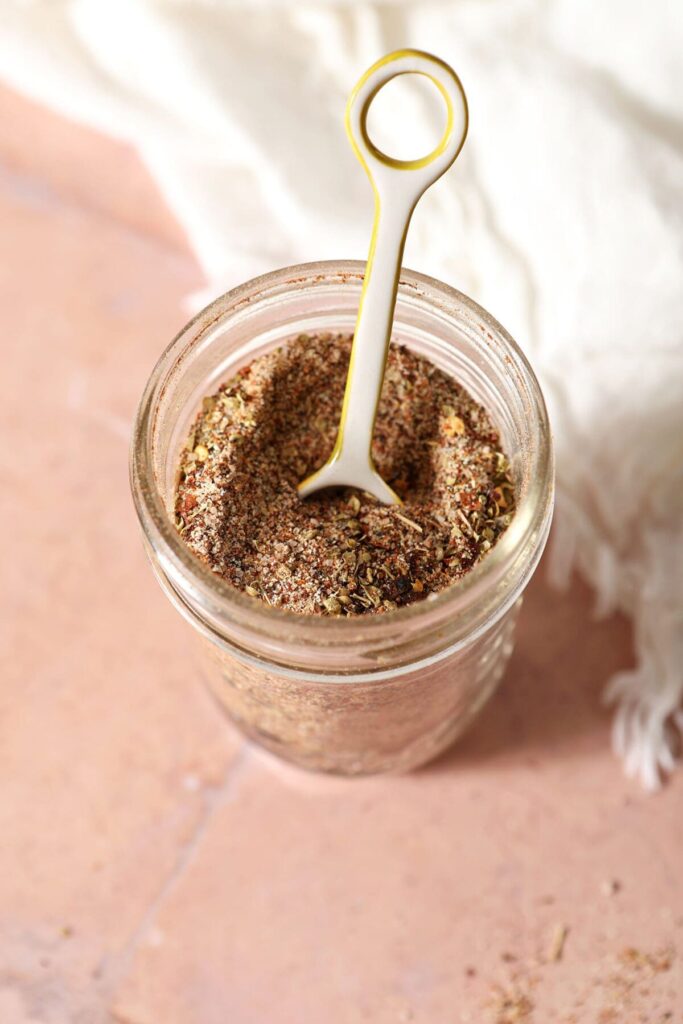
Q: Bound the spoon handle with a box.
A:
[299,50,468,503]
[334,192,414,492]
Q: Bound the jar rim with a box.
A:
[130,260,554,668]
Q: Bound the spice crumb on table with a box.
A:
[175,331,516,615]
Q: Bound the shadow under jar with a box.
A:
[130,261,554,775]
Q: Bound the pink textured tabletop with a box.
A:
[1,87,681,1024]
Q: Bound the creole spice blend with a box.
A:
[175,332,515,615]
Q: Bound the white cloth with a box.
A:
[3,0,681,787]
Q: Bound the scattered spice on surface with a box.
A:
[547,923,569,963]
[486,982,535,1023]
[595,944,677,1019]
[479,938,677,1023]
[617,945,674,974]
[175,332,516,615]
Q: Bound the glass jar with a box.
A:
[130,261,553,775]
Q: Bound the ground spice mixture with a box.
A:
[175,332,516,615]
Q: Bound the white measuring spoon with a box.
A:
[298,49,468,504]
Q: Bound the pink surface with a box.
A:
[1,88,681,1024]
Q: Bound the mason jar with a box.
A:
[130,261,553,775]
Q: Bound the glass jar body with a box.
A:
[197,601,521,774]
[131,262,553,774]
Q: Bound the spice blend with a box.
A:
[175,332,515,615]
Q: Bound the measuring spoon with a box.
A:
[298,49,468,503]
